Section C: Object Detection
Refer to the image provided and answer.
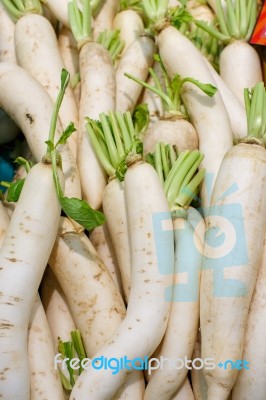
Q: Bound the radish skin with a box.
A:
[0,63,81,199]
[116,36,157,112]
[70,161,174,400]
[191,340,208,400]
[200,143,266,400]
[157,26,233,207]
[77,42,115,209]
[113,10,144,56]
[0,2,16,64]
[171,378,195,400]
[15,14,79,158]
[58,26,79,84]
[44,0,69,27]
[41,267,76,345]
[102,179,131,302]
[144,208,205,400]
[93,0,119,40]
[220,41,263,105]
[232,232,266,399]
[28,295,65,400]
[90,224,124,297]
[203,58,247,139]
[143,118,199,155]
[49,217,126,357]
[0,162,63,399]
[0,202,10,247]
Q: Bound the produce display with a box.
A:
[0,0,265,399]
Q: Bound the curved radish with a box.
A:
[14,13,79,158]
[0,63,81,199]
[0,2,16,64]
[0,162,63,399]
[144,209,205,400]
[113,9,144,56]
[28,294,65,400]
[116,35,156,112]
[231,232,266,400]
[70,161,174,400]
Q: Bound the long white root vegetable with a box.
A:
[28,294,65,400]
[116,36,156,112]
[0,2,16,63]
[0,162,63,399]
[0,63,81,199]
[15,13,79,158]
[70,161,174,399]
[113,9,144,56]
[232,232,266,399]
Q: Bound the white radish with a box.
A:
[187,0,215,24]
[0,2,16,64]
[220,41,263,105]
[102,179,131,302]
[58,26,79,85]
[116,35,156,112]
[231,232,266,400]
[200,142,266,400]
[0,161,63,399]
[14,13,79,158]
[28,294,65,400]
[93,0,119,40]
[41,267,76,345]
[90,223,124,297]
[70,161,174,400]
[203,58,247,139]
[0,63,81,199]
[113,9,144,56]
[0,201,10,246]
[191,339,208,400]
[157,26,233,207]
[44,0,69,27]
[144,208,205,400]
[49,217,126,357]
[171,378,196,400]
[144,117,199,155]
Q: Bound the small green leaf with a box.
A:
[132,103,149,135]
[6,179,25,202]
[45,140,55,152]
[145,152,155,168]
[55,122,76,147]
[59,197,105,231]
[115,158,128,182]
[61,68,70,92]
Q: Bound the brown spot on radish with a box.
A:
[144,279,150,283]
[93,272,102,281]
[5,258,18,263]
[0,321,13,329]
[25,113,34,124]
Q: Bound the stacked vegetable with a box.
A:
[0,0,265,399]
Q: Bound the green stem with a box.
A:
[68,0,92,44]
[1,0,42,20]
[124,72,175,111]
[0,181,10,188]
[154,143,164,185]
[244,82,266,143]
[175,168,206,207]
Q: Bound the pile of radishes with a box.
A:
[0,0,265,399]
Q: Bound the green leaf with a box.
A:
[6,179,25,202]
[61,68,70,92]
[59,196,105,231]
[115,158,128,182]
[45,140,55,152]
[132,103,149,135]
[145,152,155,168]
[55,122,76,147]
